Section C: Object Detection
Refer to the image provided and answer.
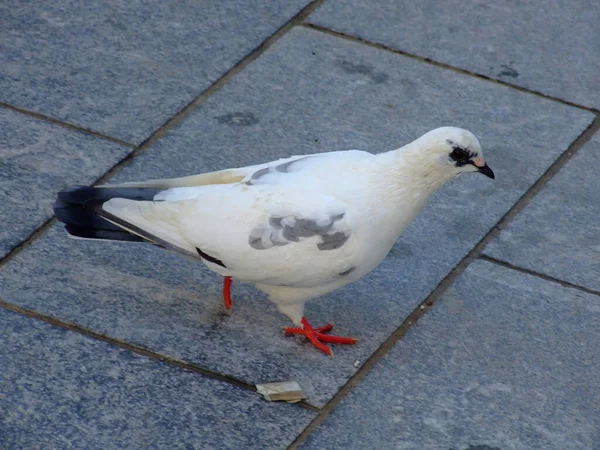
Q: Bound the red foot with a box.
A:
[223,276,232,312]
[284,317,358,356]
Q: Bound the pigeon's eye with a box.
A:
[448,145,475,167]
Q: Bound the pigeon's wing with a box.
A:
[94,149,375,286]
[100,182,362,288]
[100,153,328,190]
[102,149,371,190]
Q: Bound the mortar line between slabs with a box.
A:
[302,23,600,115]
[0,2,325,150]
[478,254,600,297]
[287,118,600,449]
[0,0,327,269]
[0,102,136,148]
[0,299,319,413]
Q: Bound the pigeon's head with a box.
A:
[418,127,495,180]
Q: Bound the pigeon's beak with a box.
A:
[471,156,495,180]
[477,164,495,179]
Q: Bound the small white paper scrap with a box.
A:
[255,381,307,403]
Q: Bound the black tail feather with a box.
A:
[57,186,162,204]
[54,199,123,230]
[54,185,162,242]
[65,224,145,242]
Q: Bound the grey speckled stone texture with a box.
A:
[310,0,600,110]
[0,28,594,406]
[301,260,600,450]
[0,0,312,143]
[0,308,315,449]
[0,107,130,257]
[485,133,600,292]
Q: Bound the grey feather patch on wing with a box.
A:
[248,212,349,251]
[248,234,267,249]
[269,217,283,228]
[246,157,310,185]
[249,225,290,249]
[338,267,355,276]
[318,232,349,250]
[275,159,302,173]
[246,167,270,185]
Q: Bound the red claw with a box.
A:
[284,317,358,356]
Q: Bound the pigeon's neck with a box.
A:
[367,143,455,242]
[376,143,454,200]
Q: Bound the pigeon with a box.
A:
[54,127,494,355]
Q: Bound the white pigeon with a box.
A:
[54,126,494,355]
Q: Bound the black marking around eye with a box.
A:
[448,143,477,167]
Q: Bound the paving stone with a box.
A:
[485,133,600,292]
[0,107,130,258]
[0,28,594,406]
[0,0,313,143]
[0,308,314,449]
[301,260,600,450]
[310,0,600,110]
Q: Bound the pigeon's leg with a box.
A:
[223,276,232,313]
[284,317,358,356]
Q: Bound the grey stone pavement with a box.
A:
[0,1,598,449]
